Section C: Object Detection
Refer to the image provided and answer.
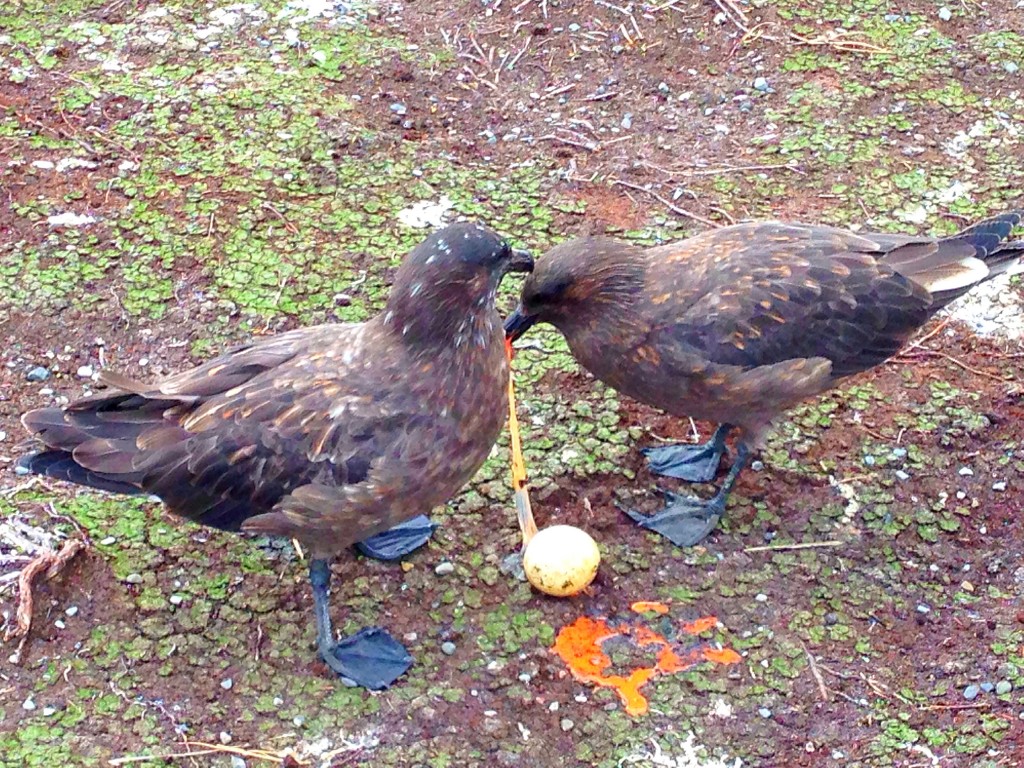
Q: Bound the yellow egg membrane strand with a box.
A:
[506,342,538,549]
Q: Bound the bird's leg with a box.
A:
[308,558,413,689]
[641,423,733,483]
[310,558,341,663]
[622,441,751,547]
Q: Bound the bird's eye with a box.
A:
[530,278,571,306]
[500,242,513,260]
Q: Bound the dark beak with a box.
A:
[506,248,534,274]
[504,305,537,341]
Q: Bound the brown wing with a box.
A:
[22,324,450,537]
[644,222,934,378]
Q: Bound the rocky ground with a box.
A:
[2,0,1024,766]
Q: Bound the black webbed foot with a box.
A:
[622,440,752,548]
[619,490,726,547]
[641,424,733,483]
[355,515,437,561]
[309,559,412,689]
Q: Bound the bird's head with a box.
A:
[385,222,533,346]
[505,237,645,341]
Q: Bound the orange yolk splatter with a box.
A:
[630,601,671,615]
[552,614,741,716]
[681,616,719,634]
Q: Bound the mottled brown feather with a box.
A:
[516,211,1022,444]
[21,223,522,558]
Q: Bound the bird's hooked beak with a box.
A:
[507,248,535,274]
[504,306,537,341]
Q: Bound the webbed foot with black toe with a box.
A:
[641,424,733,483]
[622,440,752,547]
[309,559,412,690]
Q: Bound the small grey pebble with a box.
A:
[221,678,233,690]
[76,365,94,379]
[14,465,30,476]
[100,536,116,545]
[568,22,580,31]
[389,102,407,115]
[751,460,764,471]
[938,6,952,20]
[758,707,772,718]
[27,366,50,382]
[891,447,907,458]
[560,718,575,732]
[996,681,1012,695]
[863,455,876,466]
[500,552,527,582]
[23,697,36,711]
[441,641,457,656]
[220,731,232,745]
[231,757,246,768]
[1006,62,1020,74]
[434,561,455,576]
[292,715,305,727]
[65,606,78,617]
[42,706,57,716]
[272,697,284,706]
[916,604,930,614]
[993,481,1007,492]
[125,573,143,585]
[54,620,65,630]
[963,684,980,701]
[169,595,184,606]
[752,76,771,92]
[958,466,974,476]
[980,682,995,693]
[895,470,910,481]
[824,612,838,626]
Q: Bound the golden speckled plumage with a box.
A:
[513,213,1023,446]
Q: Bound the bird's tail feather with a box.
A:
[17,394,175,497]
[883,210,1023,307]
[17,450,146,496]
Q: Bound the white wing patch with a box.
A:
[921,256,989,293]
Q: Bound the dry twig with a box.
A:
[610,180,722,228]
[743,540,843,553]
[800,641,830,702]
[109,741,308,766]
[4,540,86,661]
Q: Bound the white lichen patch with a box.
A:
[47,212,97,227]
[397,196,454,229]
[942,270,1024,339]
[620,734,743,768]
[0,513,66,595]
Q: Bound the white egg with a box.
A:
[523,525,600,597]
